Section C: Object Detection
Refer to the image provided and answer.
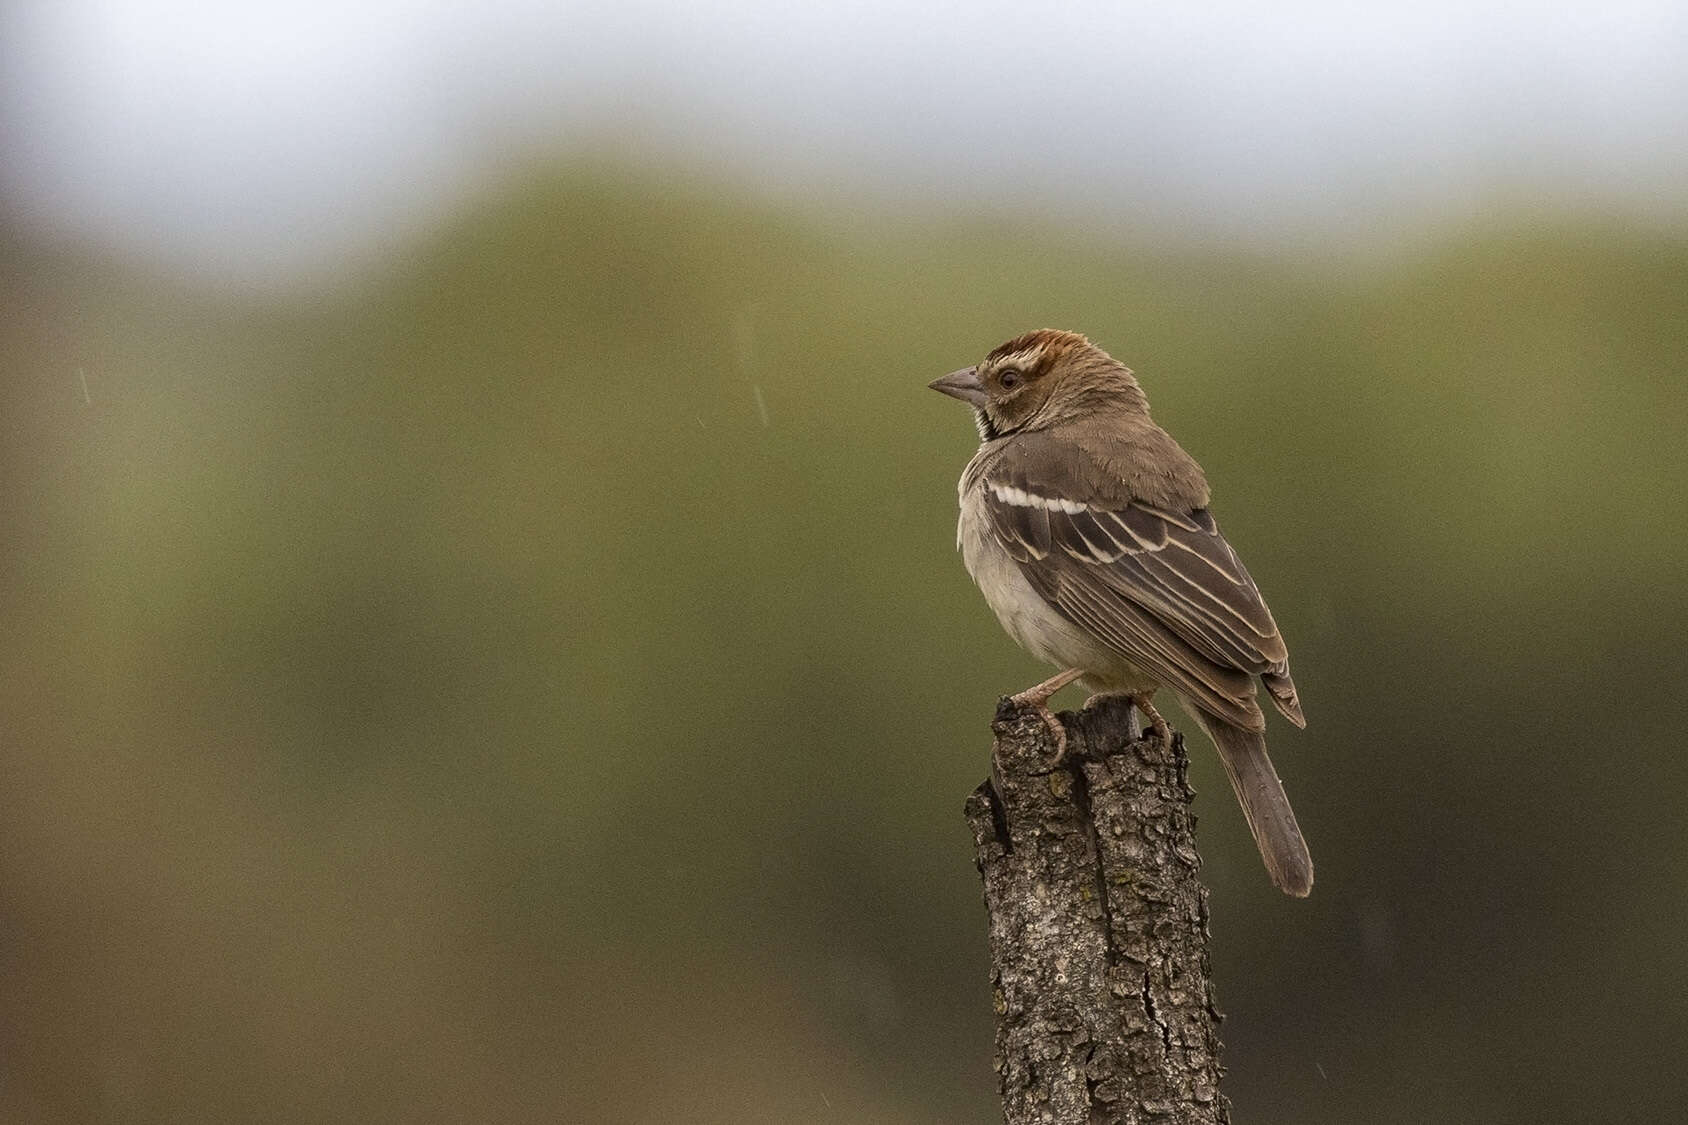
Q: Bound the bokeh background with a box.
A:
[5,3,1688,1122]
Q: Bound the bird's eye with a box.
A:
[999,371,1022,390]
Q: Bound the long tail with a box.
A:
[1189,711,1314,897]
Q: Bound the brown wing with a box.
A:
[981,478,1304,731]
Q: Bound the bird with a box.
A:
[930,329,1313,896]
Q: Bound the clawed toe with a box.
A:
[1006,668,1085,763]
[1009,667,1085,711]
[1134,696,1172,743]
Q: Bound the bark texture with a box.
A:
[964,694,1229,1125]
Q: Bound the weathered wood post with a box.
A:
[964,694,1230,1125]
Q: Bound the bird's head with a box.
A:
[929,329,1148,440]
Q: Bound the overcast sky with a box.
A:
[4,0,1686,280]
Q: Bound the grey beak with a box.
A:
[928,366,986,407]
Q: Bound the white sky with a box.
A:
[4,0,1686,280]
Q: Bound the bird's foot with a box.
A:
[1132,695,1172,744]
[1007,668,1085,762]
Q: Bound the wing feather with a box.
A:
[981,473,1305,729]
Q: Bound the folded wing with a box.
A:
[981,476,1303,732]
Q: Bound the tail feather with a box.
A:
[1189,709,1313,897]
[1261,669,1306,728]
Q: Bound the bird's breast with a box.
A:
[957,483,1133,684]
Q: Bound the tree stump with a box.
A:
[963,694,1229,1125]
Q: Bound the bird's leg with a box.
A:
[1131,692,1172,743]
[1008,667,1085,759]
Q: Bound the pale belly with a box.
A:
[957,494,1158,695]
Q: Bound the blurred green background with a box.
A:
[6,6,1688,1123]
[8,168,1688,1123]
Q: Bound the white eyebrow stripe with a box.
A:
[994,347,1044,371]
[989,482,1087,513]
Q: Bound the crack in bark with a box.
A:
[983,777,1013,857]
[1069,762,1118,969]
[1142,969,1173,1056]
